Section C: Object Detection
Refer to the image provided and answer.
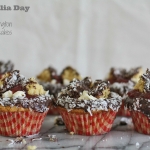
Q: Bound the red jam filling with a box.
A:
[26,94,37,99]
[10,85,24,93]
[10,85,37,99]
[128,89,150,99]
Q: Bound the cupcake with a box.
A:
[0,70,52,136]
[0,60,14,78]
[37,66,81,115]
[125,69,150,135]
[60,66,82,86]
[56,77,122,135]
[106,67,142,117]
[37,66,62,98]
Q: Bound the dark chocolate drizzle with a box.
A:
[57,77,122,114]
[108,67,141,83]
[40,82,63,98]
[60,77,110,98]
[124,69,150,118]
[125,97,150,118]
[0,95,52,113]
[89,80,110,97]
[0,70,53,112]
[0,70,26,93]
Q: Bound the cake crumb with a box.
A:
[31,138,42,141]
[136,142,140,147]
[48,134,57,142]
[120,117,132,126]
[70,131,74,135]
[22,139,26,144]
[8,136,26,145]
[55,117,64,126]
[27,145,37,150]
[14,136,24,143]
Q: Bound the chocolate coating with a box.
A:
[125,69,150,118]
[108,67,141,83]
[0,70,53,113]
[56,77,122,115]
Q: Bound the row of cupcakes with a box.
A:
[0,60,149,136]
[36,65,143,117]
[54,68,150,135]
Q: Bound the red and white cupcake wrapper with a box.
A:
[0,111,48,137]
[117,101,131,117]
[131,111,150,135]
[58,109,117,135]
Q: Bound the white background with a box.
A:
[0,0,150,80]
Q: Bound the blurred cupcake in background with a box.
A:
[60,66,82,86]
[37,66,62,98]
[106,67,142,117]
[0,60,14,78]
[0,70,53,137]
[37,66,82,115]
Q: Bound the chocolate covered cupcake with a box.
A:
[125,69,150,134]
[0,70,53,136]
[60,66,81,86]
[106,67,142,116]
[56,77,122,135]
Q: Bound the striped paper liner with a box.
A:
[58,108,117,135]
[0,110,48,137]
[131,111,150,135]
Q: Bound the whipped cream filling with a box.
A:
[13,91,26,99]
[51,79,57,85]
[63,79,70,86]
[2,90,12,98]
[78,90,97,100]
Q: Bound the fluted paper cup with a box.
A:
[58,107,117,135]
[0,110,48,137]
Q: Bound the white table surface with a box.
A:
[0,115,150,150]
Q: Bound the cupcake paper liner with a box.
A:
[0,111,48,137]
[58,108,117,135]
[117,101,130,117]
[131,111,150,135]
